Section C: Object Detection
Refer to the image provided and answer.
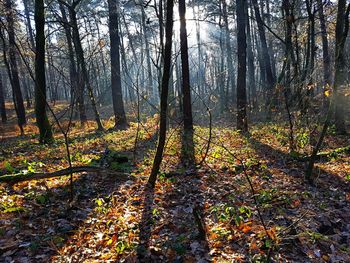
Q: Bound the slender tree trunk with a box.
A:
[22,0,35,50]
[148,0,174,188]
[34,0,53,143]
[218,15,226,113]
[222,0,236,106]
[108,0,128,129]
[69,6,103,131]
[236,0,248,132]
[246,1,256,109]
[140,4,156,104]
[251,0,275,110]
[179,0,195,165]
[59,3,86,123]
[266,0,276,81]
[0,71,7,123]
[317,0,331,89]
[5,0,26,132]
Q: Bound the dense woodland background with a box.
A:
[0,0,350,262]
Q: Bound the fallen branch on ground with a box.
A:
[0,166,130,184]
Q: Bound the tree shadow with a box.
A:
[136,149,212,262]
[246,133,350,259]
[247,135,350,192]
[0,129,157,262]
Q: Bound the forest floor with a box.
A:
[1,103,350,262]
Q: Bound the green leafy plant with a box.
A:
[4,161,15,173]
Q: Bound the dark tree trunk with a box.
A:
[22,0,35,50]
[148,0,174,188]
[58,3,80,105]
[334,0,350,134]
[0,71,7,123]
[236,0,248,132]
[251,0,276,110]
[5,0,26,131]
[303,0,316,83]
[34,0,53,143]
[179,0,195,165]
[317,0,331,88]
[108,0,128,129]
[69,6,103,131]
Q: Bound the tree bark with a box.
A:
[251,0,276,111]
[108,0,127,129]
[5,0,27,132]
[69,6,104,131]
[236,0,248,132]
[0,71,7,123]
[59,3,86,124]
[317,0,331,88]
[22,0,35,51]
[246,1,256,109]
[222,0,236,106]
[179,0,195,165]
[34,0,53,143]
[148,0,174,188]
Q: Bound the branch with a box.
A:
[0,166,129,184]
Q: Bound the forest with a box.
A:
[0,0,350,261]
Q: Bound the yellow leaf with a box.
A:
[325,90,330,97]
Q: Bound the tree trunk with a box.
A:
[317,0,331,91]
[246,1,256,109]
[22,0,35,51]
[140,4,156,104]
[222,0,236,106]
[69,6,104,131]
[59,3,86,124]
[5,0,26,131]
[236,0,248,132]
[0,71,7,123]
[251,0,275,111]
[108,0,128,129]
[34,0,53,143]
[148,0,174,188]
[179,0,195,165]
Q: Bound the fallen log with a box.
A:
[0,166,127,184]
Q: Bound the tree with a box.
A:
[22,0,35,50]
[246,0,256,108]
[251,0,276,111]
[236,0,248,132]
[108,0,128,129]
[148,0,174,188]
[222,0,235,108]
[179,0,195,165]
[317,0,331,89]
[306,0,350,182]
[334,0,350,134]
[66,0,104,131]
[0,71,7,123]
[58,2,80,108]
[4,0,26,133]
[34,0,53,143]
